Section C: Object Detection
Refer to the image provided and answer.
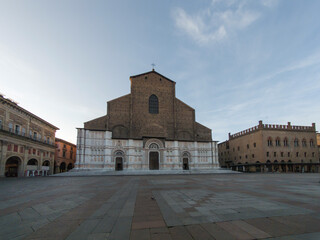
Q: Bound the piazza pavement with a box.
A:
[0,172,320,240]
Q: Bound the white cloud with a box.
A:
[173,8,226,44]
[261,0,279,8]
[173,1,273,45]
[244,51,320,88]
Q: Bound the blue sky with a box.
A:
[1,0,320,144]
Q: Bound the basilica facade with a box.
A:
[75,70,218,171]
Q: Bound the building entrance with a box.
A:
[149,152,159,170]
[115,157,123,171]
[5,157,21,177]
[183,158,189,170]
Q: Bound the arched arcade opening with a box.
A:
[5,156,22,177]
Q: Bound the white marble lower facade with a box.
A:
[75,129,219,170]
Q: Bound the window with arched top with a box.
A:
[267,137,272,146]
[310,139,314,147]
[275,137,281,146]
[302,139,307,147]
[149,94,159,114]
[283,138,288,147]
[294,138,299,147]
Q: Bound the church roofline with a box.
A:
[107,93,131,103]
[176,98,195,111]
[130,70,175,83]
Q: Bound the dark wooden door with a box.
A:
[149,152,159,170]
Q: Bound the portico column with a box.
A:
[40,151,43,171]
[0,141,7,177]
[22,146,29,177]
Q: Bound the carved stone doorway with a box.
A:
[183,158,189,170]
[149,152,159,170]
[115,157,123,171]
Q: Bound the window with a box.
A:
[149,94,159,114]
[288,152,290,157]
[33,132,37,140]
[7,144,12,151]
[14,145,18,152]
[267,138,272,146]
[266,152,269,157]
[310,139,314,147]
[0,120,2,129]
[245,155,248,159]
[238,146,240,151]
[283,138,288,147]
[70,152,73,159]
[312,152,315,157]
[275,138,280,146]
[252,154,255,158]
[47,137,50,144]
[38,134,41,141]
[304,152,307,157]
[22,128,26,136]
[281,152,284,157]
[9,123,13,132]
[302,139,307,147]
[296,152,299,157]
[247,144,249,149]
[274,152,277,157]
[63,150,66,158]
[253,143,256,148]
[294,138,299,147]
[20,147,24,153]
[15,125,20,135]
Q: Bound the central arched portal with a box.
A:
[149,151,159,170]
[115,157,123,171]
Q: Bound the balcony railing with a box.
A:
[0,125,55,147]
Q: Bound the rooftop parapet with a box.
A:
[229,121,316,139]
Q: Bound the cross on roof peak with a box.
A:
[151,63,156,71]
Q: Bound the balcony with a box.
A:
[0,125,55,147]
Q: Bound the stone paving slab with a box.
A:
[0,173,320,239]
[54,168,239,177]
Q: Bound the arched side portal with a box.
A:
[149,151,159,170]
[114,150,124,171]
[5,156,22,177]
[182,152,190,170]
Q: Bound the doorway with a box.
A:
[5,157,21,177]
[183,158,189,170]
[115,157,123,171]
[149,152,159,170]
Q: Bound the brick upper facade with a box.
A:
[84,70,212,142]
